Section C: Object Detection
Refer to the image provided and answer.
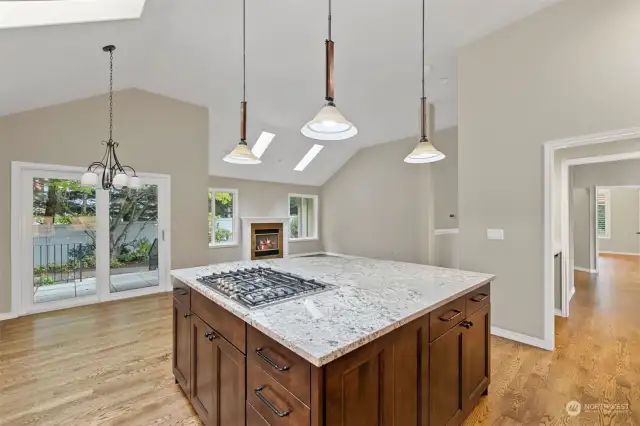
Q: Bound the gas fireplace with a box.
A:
[251,223,284,260]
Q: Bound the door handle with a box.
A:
[255,386,291,417]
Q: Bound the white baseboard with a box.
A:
[323,252,362,259]
[434,228,459,235]
[554,309,564,316]
[574,266,597,273]
[0,311,18,322]
[598,251,640,256]
[288,252,326,258]
[491,326,553,351]
[570,285,576,301]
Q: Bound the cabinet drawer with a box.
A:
[466,284,490,316]
[191,290,246,353]
[247,360,310,426]
[172,278,191,309]
[430,297,466,342]
[247,402,272,426]
[248,326,311,407]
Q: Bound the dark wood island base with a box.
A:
[173,278,491,426]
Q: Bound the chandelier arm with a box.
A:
[120,165,138,176]
[109,143,127,173]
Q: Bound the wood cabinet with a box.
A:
[190,315,246,426]
[172,298,191,396]
[430,303,491,426]
[325,315,430,426]
[173,279,491,426]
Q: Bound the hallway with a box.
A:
[463,254,640,425]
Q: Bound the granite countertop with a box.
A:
[170,256,495,367]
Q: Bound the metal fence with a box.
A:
[33,243,88,285]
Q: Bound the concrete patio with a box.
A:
[34,270,159,304]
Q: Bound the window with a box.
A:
[289,194,318,240]
[596,189,610,239]
[209,189,238,247]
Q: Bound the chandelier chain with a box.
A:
[109,48,114,143]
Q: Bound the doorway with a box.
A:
[12,162,171,315]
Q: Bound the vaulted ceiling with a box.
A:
[0,0,560,185]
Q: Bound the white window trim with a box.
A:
[209,188,239,248]
[597,188,611,240]
[288,193,319,242]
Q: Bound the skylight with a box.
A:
[0,0,146,29]
[251,131,275,159]
[294,145,324,171]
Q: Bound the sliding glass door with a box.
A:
[16,163,170,315]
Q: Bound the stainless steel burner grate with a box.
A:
[197,267,335,309]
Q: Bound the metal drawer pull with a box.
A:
[256,348,290,371]
[183,313,191,318]
[173,288,189,296]
[255,385,291,417]
[439,309,462,322]
[470,293,489,303]
[205,332,216,341]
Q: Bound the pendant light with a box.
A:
[404,0,445,164]
[81,45,141,190]
[224,0,261,165]
[300,0,357,141]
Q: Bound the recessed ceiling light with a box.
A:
[251,131,275,158]
[294,144,324,171]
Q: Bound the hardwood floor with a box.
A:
[0,255,638,425]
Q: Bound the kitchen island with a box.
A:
[171,256,495,426]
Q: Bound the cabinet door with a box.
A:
[325,337,395,426]
[429,324,465,426]
[173,299,191,396]
[462,304,490,409]
[190,315,246,426]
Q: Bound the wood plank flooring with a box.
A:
[0,254,638,425]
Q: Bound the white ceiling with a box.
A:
[0,0,560,185]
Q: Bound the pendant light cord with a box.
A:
[421,0,425,100]
[109,48,114,142]
[328,0,332,41]
[243,0,246,103]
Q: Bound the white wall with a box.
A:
[208,176,324,263]
[433,127,459,229]
[321,137,432,264]
[458,0,640,340]
[573,188,591,270]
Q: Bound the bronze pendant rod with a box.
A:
[419,0,428,141]
[241,101,247,142]
[325,40,335,102]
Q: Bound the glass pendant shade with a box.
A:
[404,139,446,164]
[111,172,130,190]
[129,176,142,190]
[223,141,261,165]
[81,171,99,188]
[301,103,357,141]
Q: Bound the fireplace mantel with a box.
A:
[241,217,290,261]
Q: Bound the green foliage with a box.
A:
[35,276,57,286]
[216,227,232,243]
[290,216,299,239]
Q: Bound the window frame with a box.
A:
[209,188,239,248]
[288,193,319,242]
[596,188,611,240]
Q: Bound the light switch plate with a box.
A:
[487,229,505,240]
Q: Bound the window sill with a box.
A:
[289,237,319,243]
[209,243,239,249]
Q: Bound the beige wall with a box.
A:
[321,137,432,263]
[599,188,640,254]
[573,188,591,270]
[433,127,459,229]
[208,176,324,263]
[0,89,209,314]
[458,0,640,339]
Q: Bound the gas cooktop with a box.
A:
[196,267,336,309]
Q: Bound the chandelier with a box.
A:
[81,45,141,190]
